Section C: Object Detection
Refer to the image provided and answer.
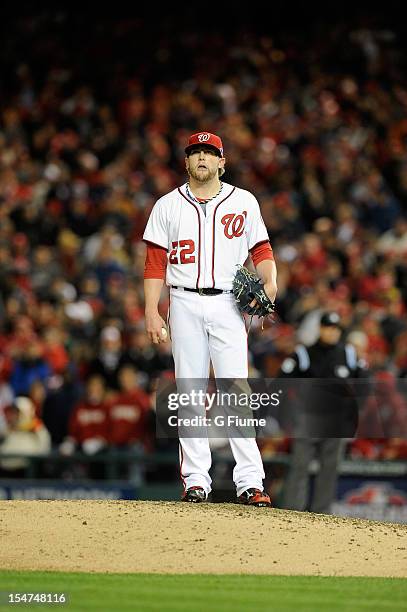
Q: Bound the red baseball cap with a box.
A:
[185,132,224,157]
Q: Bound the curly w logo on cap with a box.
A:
[185,132,224,156]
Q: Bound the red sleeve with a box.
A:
[250,241,274,267]
[144,242,168,280]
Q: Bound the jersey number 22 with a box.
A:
[169,240,195,264]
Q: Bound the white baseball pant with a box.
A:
[168,287,265,496]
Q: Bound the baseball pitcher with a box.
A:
[143,132,277,506]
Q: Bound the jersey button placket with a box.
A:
[195,205,205,290]
[204,206,213,288]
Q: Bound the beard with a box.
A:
[188,165,218,183]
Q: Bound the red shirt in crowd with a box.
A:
[68,400,109,444]
[107,389,151,448]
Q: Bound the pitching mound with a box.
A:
[0,500,406,576]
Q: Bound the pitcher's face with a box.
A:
[186,147,225,183]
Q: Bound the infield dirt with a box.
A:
[0,500,406,576]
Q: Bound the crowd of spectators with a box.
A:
[0,13,406,477]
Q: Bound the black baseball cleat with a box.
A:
[237,488,271,507]
[181,486,207,503]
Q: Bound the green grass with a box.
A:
[0,572,406,612]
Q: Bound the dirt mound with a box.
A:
[0,501,406,576]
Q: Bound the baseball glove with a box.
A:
[233,265,276,319]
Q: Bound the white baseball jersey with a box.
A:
[143,182,269,290]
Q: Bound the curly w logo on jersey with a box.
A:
[221,211,247,238]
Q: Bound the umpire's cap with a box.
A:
[320,311,341,327]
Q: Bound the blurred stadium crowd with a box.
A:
[0,12,406,476]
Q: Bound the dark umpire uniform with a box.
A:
[278,312,367,514]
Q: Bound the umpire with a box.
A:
[278,311,367,514]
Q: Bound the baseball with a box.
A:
[161,327,168,339]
